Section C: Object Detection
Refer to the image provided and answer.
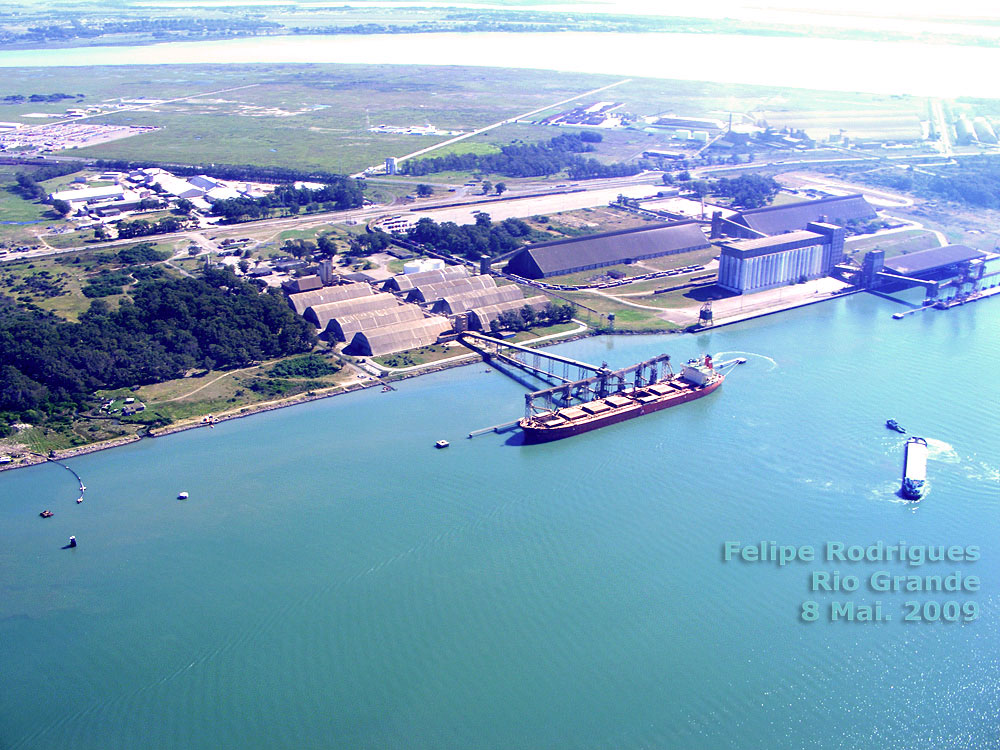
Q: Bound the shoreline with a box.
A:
[0,289,853,474]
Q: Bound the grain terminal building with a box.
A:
[716,222,847,294]
[504,221,711,279]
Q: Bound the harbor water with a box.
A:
[2,292,998,749]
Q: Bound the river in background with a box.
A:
[2,31,1000,98]
[2,292,998,749]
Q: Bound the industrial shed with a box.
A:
[406,274,496,304]
[720,194,877,239]
[346,317,452,357]
[432,284,526,315]
[467,295,550,330]
[503,221,711,279]
[382,265,468,293]
[883,245,986,277]
[327,305,425,342]
[304,293,398,329]
[282,275,323,295]
[288,282,372,316]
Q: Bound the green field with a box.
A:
[0,62,932,181]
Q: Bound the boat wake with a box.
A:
[925,438,959,463]
[713,351,777,371]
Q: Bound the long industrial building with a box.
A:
[287,282,372,316]
[346,318,452,357]
[717,222,846,294]
[406,275,496,304]
[382,265,469,293]
[304,292,398,329]
[712,194,877,239]
[504,221,711,279]
[327,305,425,342]
[433,285,526,315]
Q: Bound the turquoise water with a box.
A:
[2,292,998,749]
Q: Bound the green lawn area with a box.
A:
[845,229,940,261]
[374,342,471,368]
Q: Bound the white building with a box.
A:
[152,174,205,199]
[50,185,126,205]
[403,258,445,275]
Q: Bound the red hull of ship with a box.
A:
[519,376,723,444]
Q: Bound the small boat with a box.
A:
[76,496,83,504]
[435,440,450,449]
[177,491,189,500]
[885,419,905,433]
[39,510,54,518]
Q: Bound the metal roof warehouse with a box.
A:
[503,221,711,279]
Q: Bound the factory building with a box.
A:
[49,185,126,205]
[882,245,987,279]
[432,285,525,315]
[712,194,877,240]
[717,223,846,294]
[327,305,425,342]
[382,265,469,293]
[151,173,204,199]
[304,293,398,330]
[503,221,711,279]
[346,317,452,357]
[406,275,496,304]
[287,282,372,316]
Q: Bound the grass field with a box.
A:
[845,229,941,260]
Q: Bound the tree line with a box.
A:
[400,132,644,180]
[488,301,574,334]
[209,181,364,223]
[406,213,536,259]
[0,267,316,433]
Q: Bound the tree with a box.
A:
[175,198,195,215]
[494,182,507,196]
[93,224,110,241]
[416,183,433,197]
[481,180,492,195]
[51,199,72,217]
[688,180,711,198]
[238,259,251,273]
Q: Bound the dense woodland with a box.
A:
[857,157,1000,209]
[0,267,316,434]
[401,132,646,180]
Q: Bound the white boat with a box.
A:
[435,440,450,449]
[178,491,189,500]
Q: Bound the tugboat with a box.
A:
[886,419,906,434]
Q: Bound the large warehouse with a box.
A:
[712,194,877,239]
[716,222,846,294]
[504,221,711,279]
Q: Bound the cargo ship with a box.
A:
[901,436,928,501]
[519,356,723,443]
